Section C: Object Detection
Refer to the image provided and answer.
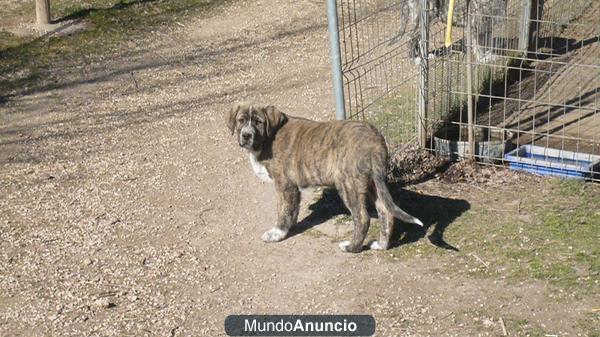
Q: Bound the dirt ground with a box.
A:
[1,1,598,336]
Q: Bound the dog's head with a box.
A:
[226,103,287,152]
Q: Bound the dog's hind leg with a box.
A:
[338,183,370,253]
[368,186,393,250]
[262,184,300,243]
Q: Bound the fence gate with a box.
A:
[334,0,600,180]
[336,0,421,146]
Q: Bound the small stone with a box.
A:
[83,258,93,266]
[94,298,116,309]
[482,317,494,327]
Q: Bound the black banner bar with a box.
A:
[224,315,376,336]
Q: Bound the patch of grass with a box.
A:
[368,88,417,145]
[335,214,352,225]
[387,178,599,296]
[493,204,595,290]
[577,312,600,337]
[452,308,553,337]
[382,236,441,263]
[0,0,231,98]
[527,204,600,290]
[365,220,380,244]
[0,31,28,50]
[304,228,326,239]
[327,214,352,242]
[509,184,596,290]
[552,178,585,197]
[503,316,550,337]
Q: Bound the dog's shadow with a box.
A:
[289,183,470,251]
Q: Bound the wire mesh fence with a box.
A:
[336,0,599,180]
[337,0,420,146]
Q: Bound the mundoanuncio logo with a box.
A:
[224,315,376,336]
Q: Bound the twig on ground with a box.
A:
[130,72,139,90]
[198,207,213,224]
[439,311,454,321]
[470,184,489,193]
[470,253,490,269]
[484,207,513,213]
[499,317,507,336]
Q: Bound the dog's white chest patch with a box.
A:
[249,153,272,183]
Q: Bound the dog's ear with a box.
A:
[226,103,241,135]
[263,105,287,137]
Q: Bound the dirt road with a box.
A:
[1,1,597,336]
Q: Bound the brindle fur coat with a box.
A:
[227,103,422,253]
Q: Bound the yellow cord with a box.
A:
[445,0,456,48]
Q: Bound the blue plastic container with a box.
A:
[504,144,600,179]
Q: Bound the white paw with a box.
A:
[338,240,351,252]
[262,227,287,242]
[369,241,384,250]
[413,218,424,227]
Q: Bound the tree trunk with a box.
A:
[36,0,51,25]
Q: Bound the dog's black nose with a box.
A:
[242,133,252,140]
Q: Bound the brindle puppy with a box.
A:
[226,103,423,253]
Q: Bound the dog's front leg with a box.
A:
[262,184,300,243]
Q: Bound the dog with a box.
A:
[226,103,423,253]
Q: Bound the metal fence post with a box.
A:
[519,0,544,54]
[417,0,429,148]
[327,0,346,120]
[518,0,533,53]
[466,0,475,159]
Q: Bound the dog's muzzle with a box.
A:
[239,126,255,150]
[239,133,252,148]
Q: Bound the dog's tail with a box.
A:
[373,173,424,227]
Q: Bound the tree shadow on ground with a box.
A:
[0,14,325,106]
[55,0,158,23]
[289,183,470,252]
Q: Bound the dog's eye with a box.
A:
[255,119,263,125]
[237,118,246,123]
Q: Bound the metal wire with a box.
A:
[337,0,419,146]
[337,0,599,180]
